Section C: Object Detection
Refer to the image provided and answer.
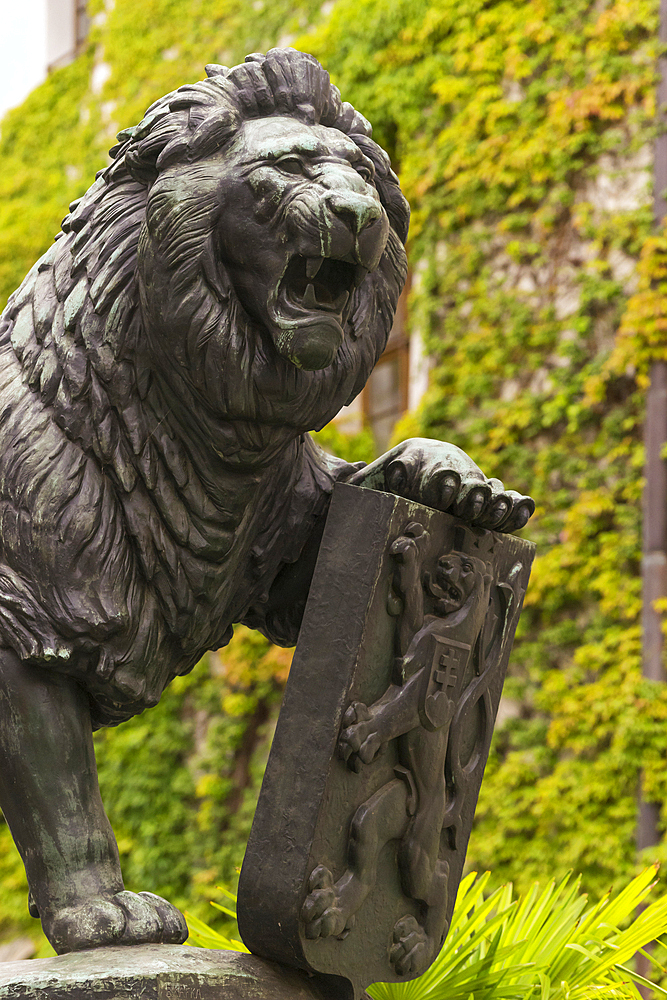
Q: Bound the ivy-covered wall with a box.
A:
[303,0,664,895]
[345,0,667,894]
[0,0,665,953]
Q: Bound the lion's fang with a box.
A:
[304,283,319,307]
[306,258,324,279]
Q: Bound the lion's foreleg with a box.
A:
[0,648,189,953]
[338,672,424,768]
[0,650,123,918]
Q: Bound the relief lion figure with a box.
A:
[0,48,533,954]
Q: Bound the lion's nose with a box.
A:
[326,191,382,234]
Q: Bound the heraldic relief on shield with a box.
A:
[238,482,535,1000]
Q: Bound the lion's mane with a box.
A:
[0,49,408,725]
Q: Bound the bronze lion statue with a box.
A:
[0,48,533,954]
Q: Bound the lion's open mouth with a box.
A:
[437,583,462,604]
[268,255,369,369]
[430,570,463,606]
[277,255,365,317]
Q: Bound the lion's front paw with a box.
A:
[338,702,385,771]
[349,438,534,532]
[389,915,433,977]
[45,890,188,954]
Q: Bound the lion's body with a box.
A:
[0,50,407,727]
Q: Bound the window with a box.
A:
[334,284,410,453]
[362,290,409,452]
[75,0,90,52]
[47,0,89,71]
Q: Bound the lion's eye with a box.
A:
[276,156,304,175]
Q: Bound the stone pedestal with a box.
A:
[0,944,352,999]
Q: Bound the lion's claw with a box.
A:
[453,481,492,522]
[136,890,189,942]
[385,459,410,496]
[390,915,433,977]
[45,889,188,954]
[389,522,428,567]
[501,492,535,531]
[338,702,385,769]
[114,890,163,942]
[342,701,371,729]
[434,471,461,510]
[301,865,348,939]
[486,494,512,527]
[348,439,534,533]
[389,523,429,609]
[389,536,420,562]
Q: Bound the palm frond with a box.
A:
[185,890,249,953]
[368,866,667,1000]
[184,867,667,999]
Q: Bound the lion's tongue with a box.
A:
[278,319,343,370]
[302,283,349,312]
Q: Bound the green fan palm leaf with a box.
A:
[186,866,667,1000]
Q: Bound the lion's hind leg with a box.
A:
[301,777,411,940]
[390,858,450,978]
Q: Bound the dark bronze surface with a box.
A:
[0,47,533,958]
[238,484,535,997]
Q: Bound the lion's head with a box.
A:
[143,108,390,374]
[429,553,484,616]
[55,48,409,446]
